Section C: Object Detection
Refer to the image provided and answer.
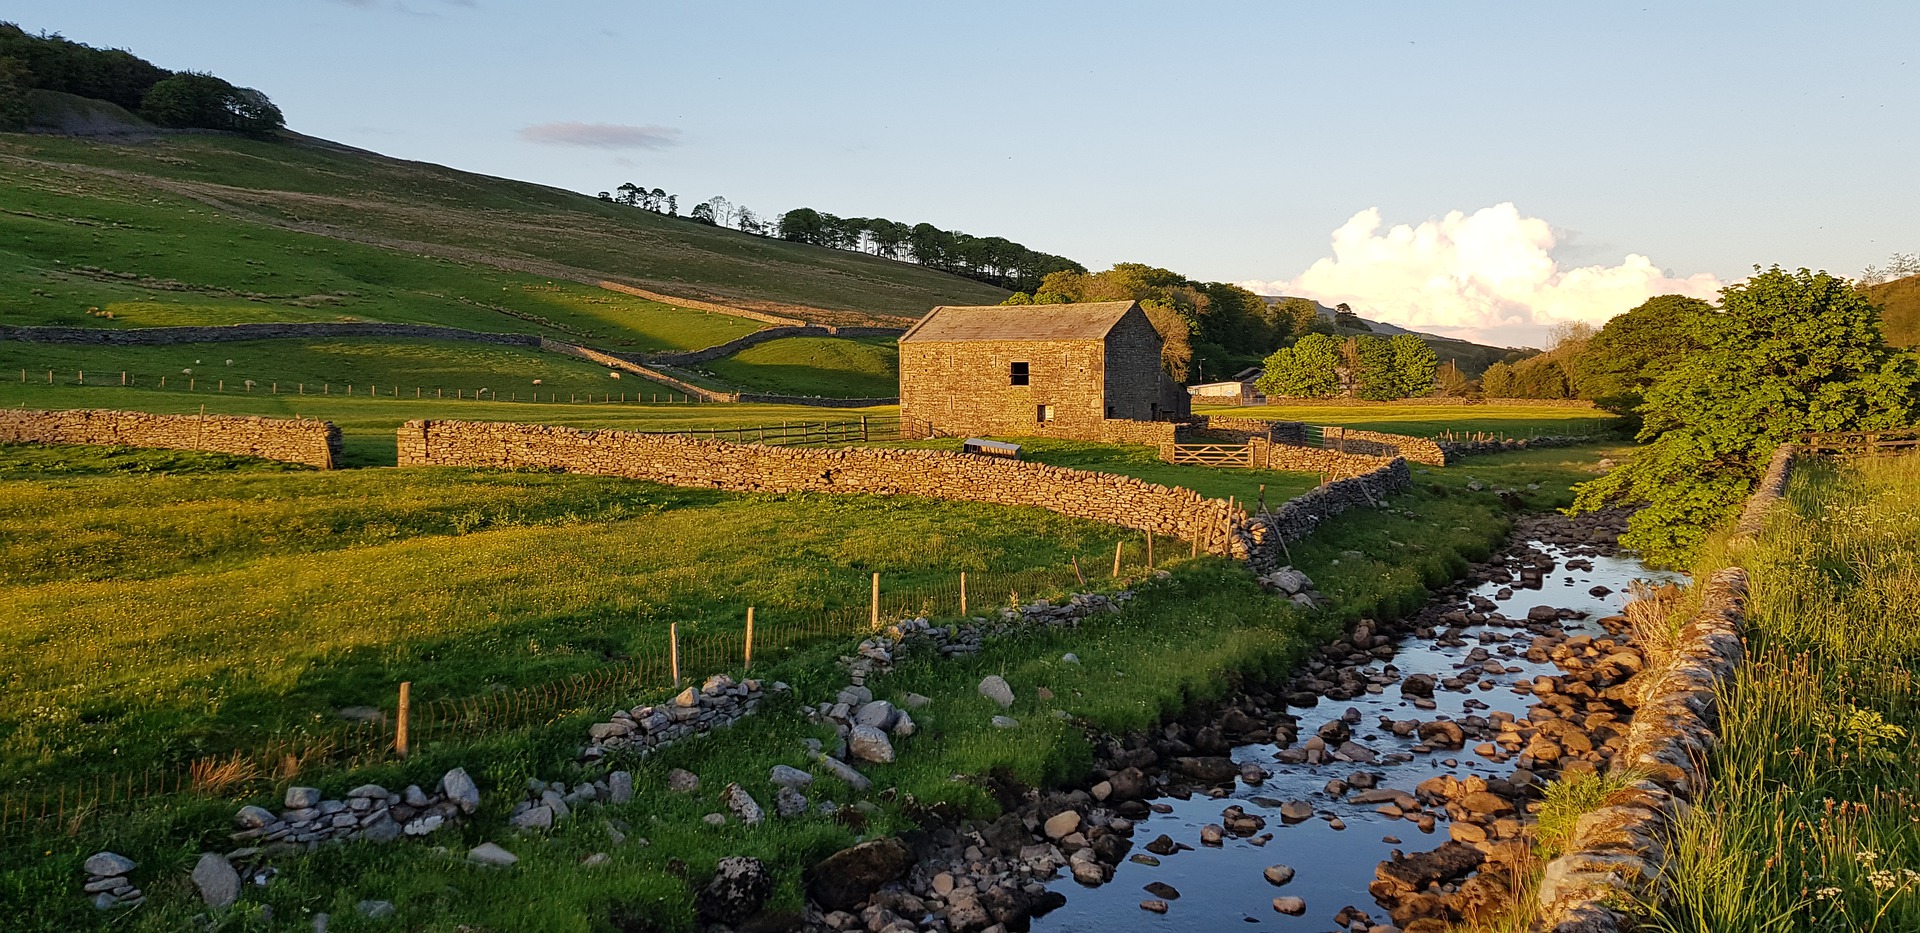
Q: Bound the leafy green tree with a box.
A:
[1572,266,1920,565]
[0,56,28,130]
[1351,335,1400,400]
[1272,297,1321,341]
[1389,333,1439,397]
[1480,361,1516,397]
[1256,333,1342,398]
[1569,295,1712,415]
[140,72,282,134]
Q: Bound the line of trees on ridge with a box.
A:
[0,22,283,134]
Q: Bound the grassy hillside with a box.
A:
[1864,272,1920,347]
[0,131,1008,330]
[698,335,900,398]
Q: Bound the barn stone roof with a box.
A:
[898,301,1141,344]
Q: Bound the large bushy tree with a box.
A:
[1255,333,1342,398]
[141,72,282,135]
[1388,333,1439,397]
[1571,266,1920,566]
[1568,294,1712,416]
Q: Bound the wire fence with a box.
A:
[13,367,707,404]
[0,537,1170,840]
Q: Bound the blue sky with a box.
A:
[10,1,1919,344]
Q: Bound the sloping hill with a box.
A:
[0,130,1008,333]
[1864,272,1920,347]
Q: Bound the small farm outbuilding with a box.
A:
[897,300,1189,440]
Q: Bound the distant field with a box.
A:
[0,132,1007,325]
[1197,402,1622,438]
[878,436,1323,507]
[698,335,900,398]
[0,443,1141,789]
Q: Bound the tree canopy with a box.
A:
[775,209,1082,293]
[1255,333,1342,398]
[0,23,282,133]
[1571,266,1920,566]
[1255,332,1436,400]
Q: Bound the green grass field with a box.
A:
[0,132,1007,327]
[696,336,899,398]
[1654,454,1920,933]
[2,438,1616,932]
[878,435,1325,507]
[1196,402,1622,439]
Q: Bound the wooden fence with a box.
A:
[1800,430,1920,456]
[0,537,1168,839]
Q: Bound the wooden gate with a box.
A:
[1170,442,1255,466]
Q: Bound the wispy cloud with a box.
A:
[517,122,681,150]
[1239,203,1724,348]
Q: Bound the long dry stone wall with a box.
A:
[397,419,1245,550]
[0,322,541,347]
[647,325,906,367]
[0,408,341,468]
[1733,444,1800,539]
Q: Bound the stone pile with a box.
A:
[1254,566,1327,608]
[81,851,142,910]
[226,767,479,860]
[579,674,785,761]
[507,771,635,830]
[841,591,1132,686]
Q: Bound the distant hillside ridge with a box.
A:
[1864,272,1920,347]
[1255,294,1523,377]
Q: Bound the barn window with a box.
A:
[1009,361,1029,386]
[1037,404,1054,422]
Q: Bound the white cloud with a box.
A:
[1238,203,1723,348]
[518,122,680,150]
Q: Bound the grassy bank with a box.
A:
[1197,402,1622,439]
[1652,454,1920,933]
[697,336,899,398]
[2,442,1617,930]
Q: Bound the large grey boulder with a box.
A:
[818,755,872,790]
[467,842,519,867]
[284,786,322,809]
[191,853,240,909]
[805,837,915,912]
[85,852,136,877]
[440,768,480,814]
[847,725,895,763]
[695,856,772,925]
[607,770,634,805]
[723,783,765,825]
[769,765,814,789]
[978,675,1015,709]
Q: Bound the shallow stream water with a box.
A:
[1029,541,1678,932]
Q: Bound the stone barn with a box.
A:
[897,300,1189,440]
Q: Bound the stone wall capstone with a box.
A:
[397,419,1246,550]
[0,408,341,468]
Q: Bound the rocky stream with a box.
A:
[820,508,1677,933]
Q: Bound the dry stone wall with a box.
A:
[597,280,809,328]
[397,419,1245,551]
[647,325,905,367]
[1733,444,1799,539]
[0,322,543,347]
[0,408,341,468]
[1231,459,1413,574]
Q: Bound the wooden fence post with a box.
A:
[1112,540,1123,578]
[1146,532,1154,568]
[1072,557,1086,586]
[744,607,754,671]
[670,622,681,688]
[959,571,968,617]
[871,573,881,630]
[396,682,411,758]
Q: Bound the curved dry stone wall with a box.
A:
[397,419,1248,552]
[1733,444,1799,539]
[647,325,906,367]
[0,408,341,468]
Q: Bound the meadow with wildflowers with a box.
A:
[1653,453,1920,932]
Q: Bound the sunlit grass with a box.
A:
[1652,454,1920,933]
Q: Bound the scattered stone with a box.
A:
[979,675,1015,708]
[806,838,915,912]
[467,842,519,867]
[284,786,322,809]
[1140,899,1169,914]
[356,899,395,920]
[723,783,766,825]
[1272,896,1307,915]
[770,765,814,789]
[847,725,895,763]
[1043,810,1081,840]
[1144,881,1181,900]
[818,754,873,790]
[991,715,1019,729]
[85,852,136,877]
[668,768,701,793]
[607,770,634,805]
[440,768,480,814]
[1264,864,1296,886]
[1278,800,1314,823]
